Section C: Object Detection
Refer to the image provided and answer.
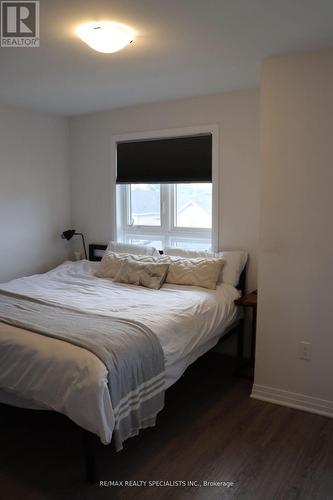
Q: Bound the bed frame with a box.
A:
[82,244,247,482]
[2,244,245,483]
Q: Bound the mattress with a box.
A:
[0,260,240,444]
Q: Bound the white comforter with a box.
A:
[0,260,240,444]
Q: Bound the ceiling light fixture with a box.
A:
[77,21,134,53]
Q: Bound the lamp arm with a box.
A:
[75,232,88,260]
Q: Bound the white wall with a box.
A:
[70,89,260,290]
[0,108,70,282]
[252,50,333,414]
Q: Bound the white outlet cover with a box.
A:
[299,341,312,361]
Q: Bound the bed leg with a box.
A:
[82,430,98,483]
[237,319,245,365]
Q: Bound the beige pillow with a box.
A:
[163,247,248,287]
[160,255,225,290]
[95,251,157,279]
[113,259,169,290]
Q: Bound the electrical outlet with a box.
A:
[299,341,312,361]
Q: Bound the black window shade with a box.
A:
[116,134,212,184]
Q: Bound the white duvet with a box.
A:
[0,260,240,444]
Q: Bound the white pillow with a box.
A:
[106,241,159,257]
[96,251,157,279]
[163,247,247,287]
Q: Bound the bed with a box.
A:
[0,244,246,480]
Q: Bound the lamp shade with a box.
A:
[61,229,76,240]
[77,22,134,54]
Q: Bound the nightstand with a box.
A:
[234,290,257,379]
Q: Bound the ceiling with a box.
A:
[1,0,333,116]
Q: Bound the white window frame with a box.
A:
[111,125,219,251]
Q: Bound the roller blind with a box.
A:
[116,134,212,184]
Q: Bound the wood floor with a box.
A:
[1,353,333,500]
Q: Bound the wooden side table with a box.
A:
[234,290,257,379]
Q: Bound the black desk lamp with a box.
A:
[61,229,87,260]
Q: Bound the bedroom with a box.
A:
[0,1,332,499]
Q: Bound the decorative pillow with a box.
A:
[113,259,169,290]
[106,241,159,256]
[95,251,157,279]
[159,255,224,290]
[163,247,247,287]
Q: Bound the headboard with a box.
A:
[89,243,247,295]
[89,243,108,261]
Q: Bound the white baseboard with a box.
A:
[251,384,333,418]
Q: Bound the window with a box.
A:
[129,184,161,226]
[117,183,212,251]
[175,183,212,228]
[114,128,217,251]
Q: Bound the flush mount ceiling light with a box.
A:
[77,21,134,53]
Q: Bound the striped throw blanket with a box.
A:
[0,290,165,450]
